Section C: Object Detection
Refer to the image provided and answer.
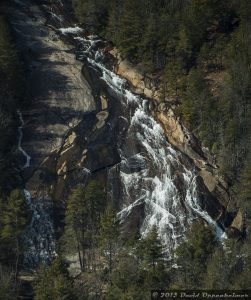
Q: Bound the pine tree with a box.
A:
[62,180,105,271]
[106,252,147,300]
[34,257,77,300]
[0,17,22,191]
[116,0,142,60]
[0,265,15,300]
[235,150,251,220]
[174,221,217,289]
[234,237,251,289]
[204,247,230,289]
[98,203,120,278]
[139,226,165,270]
[0,189,28,286]
[0,17,19,84]
[106,226,169,297]
[105,0,123,44]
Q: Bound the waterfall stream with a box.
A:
[17,111,56,269]
[17,110,31,169]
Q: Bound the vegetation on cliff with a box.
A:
[0,15,28,299]
[0,16,23,190]
[33,182,251,299]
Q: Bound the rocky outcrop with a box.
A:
[227,210,245,237]
[109,48,162,100]
[154,103,231,210]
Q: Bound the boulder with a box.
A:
[230,210,245,232]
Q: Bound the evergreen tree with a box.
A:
[98,203,120,278]
[106,252,147,300]
[235,150,251,222]
[34,257,77,300]
[204,247,230,289]
[116,0,142,60]
[163,58,185,99]
[0,265,15,300]
[233,237,251,289]
[105,0,122,43]
[62,180,105,271]
[173,221,217,289]
[0,189,28,286]
[0,17,22,191]
[205,239,251,289]
[139,226,165,270]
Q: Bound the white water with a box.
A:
[58,26,83,35]
[17,110,31,169]
[17,111,56,269]
[22,190,57,269]
[49,12,63,23]
[52,28,227,252]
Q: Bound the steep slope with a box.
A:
[4,0,238,269]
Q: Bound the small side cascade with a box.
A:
[17,110,31,169]
[17,111,56,270]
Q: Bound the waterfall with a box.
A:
[60,32,226,252]
[17,110,31,169]
[36,3,225,253]
[17,111,56,269]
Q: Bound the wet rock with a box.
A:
[95,111,109,129]
[100,94,108,110]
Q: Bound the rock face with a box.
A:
[5,0,123,268]
[6,0,95,194]
[6,0,123,200]
[110,48,162,100]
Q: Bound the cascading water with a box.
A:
[17,110,31,169]
[17,111,56,269]
[59,31,226,252]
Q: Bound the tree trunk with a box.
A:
[76,236,83,271]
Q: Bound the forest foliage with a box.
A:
[0,16,23,191]
[33,181,251,299]
[0,15,28,299]
[1,0,251,298]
